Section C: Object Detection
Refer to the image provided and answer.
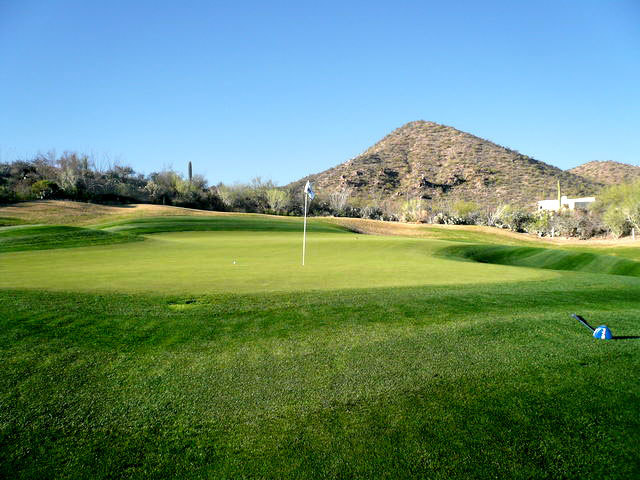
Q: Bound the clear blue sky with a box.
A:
[1,0,638,185]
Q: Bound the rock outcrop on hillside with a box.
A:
[290,121,601,208]
[569,160,640,186]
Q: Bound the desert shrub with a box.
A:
[360,205,384,220]
[401,198,428,222]
[574,211,606,239]
[526,211,552,236]
[493,205,532,232]
[1,154,227,209]
[453,200,478,218]
[215,184,234,209]
[508,211,531,233]
[306,196,333,216]
[432,212,447,224]
[0,186,16,204]
[266,189,290,213]
[486,205,509,227]
[547,211,603,239]
[328,189,351,216]
[342,205,362,218]
[551,213,578,238]
[429,199,481,225]
[431,212,468,225]
[594,180,640,237]
[31,180,60,199]
[603,208,630,238]
[523,210,604,239]
[379,199,400,222]
[484,204,517,228]
[214,178,275,213]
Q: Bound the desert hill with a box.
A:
[290,121,601,208]
[569,160,640,186]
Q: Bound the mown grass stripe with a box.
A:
[0,225,141,253]
[440,244,640,277]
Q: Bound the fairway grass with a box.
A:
[1,213,639,479]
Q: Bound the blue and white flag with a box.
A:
[304,181,315,200]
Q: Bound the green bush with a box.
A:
[453,199,478,218]
[492,205,533,232]
[31,180,59,199]
[401,198,426,222]
[603,208,630,238]
[595,179,640,237]
[526,211,552,236]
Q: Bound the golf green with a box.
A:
[0,230,557,294]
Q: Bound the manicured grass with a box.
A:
[0,225,140,253]
[98,215,348,234]
[0,217,25,227]
[0,215,343,254]
[1,277,639,479]
[1,214,639,479]
[441,244,640,277]
[0,230,555,294]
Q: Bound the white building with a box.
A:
[537,195,596,212]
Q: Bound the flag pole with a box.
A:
[302,191,308,266]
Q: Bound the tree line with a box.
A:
[2,151,639,239]
[1,152,220,209]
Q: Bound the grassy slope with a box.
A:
[98,215,347,234]
[1,208,640,478]
[441,244,640,277]
[0,217,26,227]
[0,211,344,254]
[0,200,231,226]
[0,225,140,253]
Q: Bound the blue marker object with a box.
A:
[572,314,613,340]
[593,325,613,340]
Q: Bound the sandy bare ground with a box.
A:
[330,217,640,249]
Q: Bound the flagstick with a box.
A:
[302,192,308,266]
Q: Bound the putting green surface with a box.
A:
[0,231,558,294]
[1,212,639,479]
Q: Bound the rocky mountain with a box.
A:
[569,160,640,186]
[290,121,601,209]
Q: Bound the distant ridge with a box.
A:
[290,121,600,208]
[569,160,640,186]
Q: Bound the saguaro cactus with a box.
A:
[188,161,193,184]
